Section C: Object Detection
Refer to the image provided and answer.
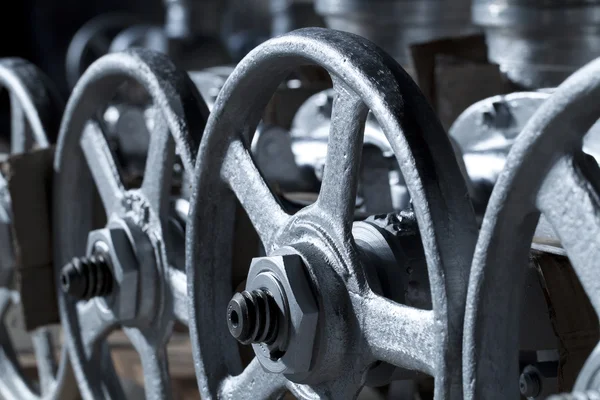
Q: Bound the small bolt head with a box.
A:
[520,367,542,398]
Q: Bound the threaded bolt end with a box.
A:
[60,255,113,300]
[227,289,279,345]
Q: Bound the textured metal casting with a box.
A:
[449,90,600,251]
[279,88,469,213]
[186,28,477,399]
[315,0,478,66]
[53,48,209,400]
[463,57,600,399]
[449,91,551,216]
[289,88,408,211]
[0,58,77,400]
[473,0,600,88]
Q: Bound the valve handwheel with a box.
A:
[0,58,75,400]
[463,57,600,398]
[53,49,208,400]
[186,28,478,399]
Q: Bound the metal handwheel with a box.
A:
[54,48,208,399]
[186,28,478,399]
[0,58,76,400]
[463,57,600,399]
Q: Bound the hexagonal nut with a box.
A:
[86,227,139,321]
[247,252,319,376]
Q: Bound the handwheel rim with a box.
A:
[463,57,600,399]
[186,27,477,399]
[0,58,75,400]
[54,48,208,400]
[0,58,63,152]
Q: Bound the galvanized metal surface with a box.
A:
[281,87,470,214]
[53,48,208,400]
[449,90,600,247]
[450,92,550,217]
[0,59,76,400]
[289,89,407,211]
[186,28,477,399]
[463,57,600,398]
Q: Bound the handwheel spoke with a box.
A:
[537,154,600,312]
[0,289,15,319]
[97,342,127,400]
[316,80,368,227]
[361,294,436,374]
[10,92,34,154]
[31,328,57,394]
[80,121,125,215]
[221,358,287,399]
[168,267,188,325]
[141,112,175,220]
[77,301,117,358]
[0,322,28,385]
[125,328,172,400]
[222,139,289,250]
[288,378,363,400]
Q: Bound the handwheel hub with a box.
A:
[228,248,319,379]
[81,215,158,324]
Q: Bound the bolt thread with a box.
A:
[227,289,279,345]
[548,391,600,400]
[60,255,113,300]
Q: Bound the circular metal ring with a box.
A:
[0,58,63,152]
[54,48,208,400]
[0,58,75,400]
[186,27,478,399]
[463,57,600,398]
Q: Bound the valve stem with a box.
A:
[60,255,113,300]
[227,289,279,345]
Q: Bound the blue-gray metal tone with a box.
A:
[186,28,477,399]
[463,56,600,399]
[53,49,208,400]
